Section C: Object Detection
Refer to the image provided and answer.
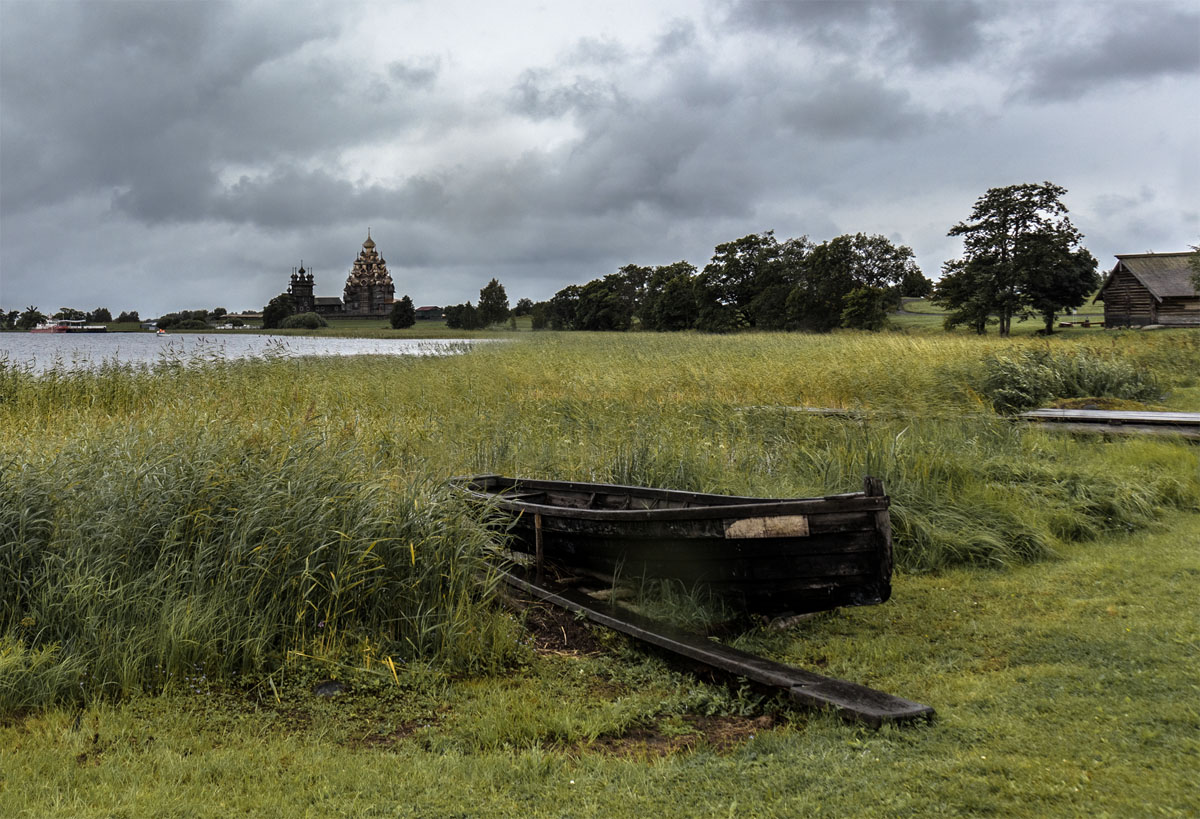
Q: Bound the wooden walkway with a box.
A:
[503,566,935,728]
[737,406,1200,440]
[1018,409,1200,439]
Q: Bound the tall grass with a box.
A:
[0,423,518,710]
[973,346,1164,412]
[2,329,1198,711]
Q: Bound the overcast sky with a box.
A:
[1,0,1197,318]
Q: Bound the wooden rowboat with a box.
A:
[452,474,894,616]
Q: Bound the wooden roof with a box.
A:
[1099,252,1198,301]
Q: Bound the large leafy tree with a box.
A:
[575,274,636,331]
[616,264,652,321]
[839,286,891,331]
[933,259,994,334]
[547,285,581,330]
[899,267,934,298]
[787,233,918,332]
[641,261,699,331]
[444,302,482,330]
[1020,239,1098,334]
[389,295,416,329]
[16,306,46,330]
[262,293,295,329]
[937,182,1096,336]
[477,278,510,326]
[695,232,784,331]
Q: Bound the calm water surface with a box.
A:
[0,333,474,373]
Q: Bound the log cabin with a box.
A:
[1095,251,1200,327]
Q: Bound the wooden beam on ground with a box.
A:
[503,566,935,728]
[1018,409,1200,440]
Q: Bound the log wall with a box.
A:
[1156,297,1200,326]
[1101,268,1156,326]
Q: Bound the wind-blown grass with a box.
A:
[2,329,1198,711]
[0,424,518,711]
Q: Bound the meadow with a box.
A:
[1,329,1198,816]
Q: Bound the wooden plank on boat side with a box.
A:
[503,566,934,728]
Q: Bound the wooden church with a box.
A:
[286,231,396,318]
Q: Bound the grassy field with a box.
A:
[891,298,1109,335]
[2,330,1198,816]
[2,514,1195,817]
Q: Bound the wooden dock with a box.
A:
[503,566,935,728]
[1018,409,1200,439]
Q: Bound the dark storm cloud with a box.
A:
[0,0,445,225]
[1019,4,1200,101]
[1,0,1197,318]
[499,34,935,232]
[886,1,993,67]
[778,69,932,140]
[0,0,339,216]
[209,169,448,230]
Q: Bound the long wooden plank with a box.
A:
[1019,409,1200,424]
[503,566,934,728]
[1023,422,1200,439]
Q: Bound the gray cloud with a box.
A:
[509,70,625,120]
[777,68,932,140]
[388,57,442,90]
[887,1,993,67]
[724,0,997,66]
[655,19,698,57]
[1019,5,1200,101]
[564,36,629,66]
[1,0,1197,318]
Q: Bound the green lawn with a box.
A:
[2,330,1198,817]
[892,298,1109,336]
[2,514,1196,817]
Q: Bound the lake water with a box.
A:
[0,332,475,373]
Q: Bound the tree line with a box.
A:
[520,181,1101,336]
[1,306,141,331]
[527,231,932,333]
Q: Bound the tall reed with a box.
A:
[0,423,518,710]
[3,330,1198,710]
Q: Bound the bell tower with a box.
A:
[288,262,315,313]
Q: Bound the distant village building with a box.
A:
[1096,251,1200,327]
[415,306,444,320]
[285,231,397,318]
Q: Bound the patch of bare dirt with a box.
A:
[515,600,609,656]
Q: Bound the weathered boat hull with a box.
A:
[452,475,893,615]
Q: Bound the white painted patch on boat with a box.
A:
[724,515,809,538]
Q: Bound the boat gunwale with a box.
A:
[451,475,889,523]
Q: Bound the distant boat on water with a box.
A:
[29,319,107,334]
